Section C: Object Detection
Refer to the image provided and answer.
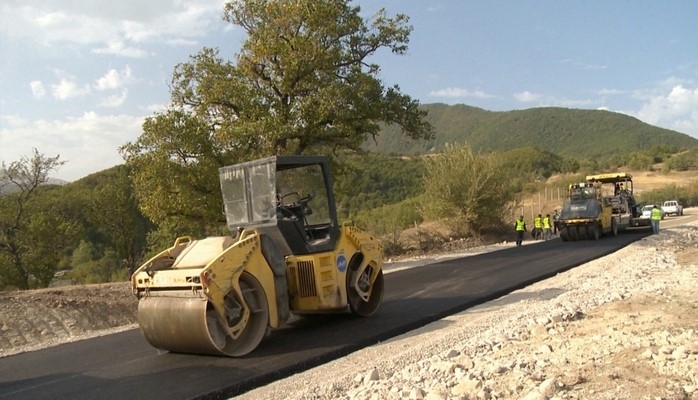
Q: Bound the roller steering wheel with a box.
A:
[278,192,313,220]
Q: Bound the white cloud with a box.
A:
[166,38,200,46]
[635,84,698,136]
[554,98,595,108]
[51,78,91,100]
[598,88,624,95]
[0,1,227,57]
[94,66,133,91]
[560,58,607,71]
[122,20,157,43]
[144,103,169,113]
[511,92,597,109]
[30,81,46,98]
[514,91,542,102]
[0,114,28,129]
[9,8,115,46]
[92,41,148,58]
[582,64,607,71]
[99,89,129,108]
[429,87,494,99]
[0,111,145,181]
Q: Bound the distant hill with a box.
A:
[365,104,698,159]
[0,177,68,196]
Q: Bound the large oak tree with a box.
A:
[121,0,433,246]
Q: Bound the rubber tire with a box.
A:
[560,228,569,242]
[569,226,578,241]
[590,223,600,240]
[578,225,589,240]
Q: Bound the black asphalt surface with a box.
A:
[0,232,648,400]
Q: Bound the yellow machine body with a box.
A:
[131,156,385,356]
[559,172,645,241]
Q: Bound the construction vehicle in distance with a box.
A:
[558,172,646,241]
[131,155,385,357]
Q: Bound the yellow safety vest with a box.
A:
[534,217,542,228]
[651,208,662,220]
[543,217,550,229]
[516,219,526,231]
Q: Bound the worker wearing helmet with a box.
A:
[515,216,527,246]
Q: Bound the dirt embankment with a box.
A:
[0,282,137,357]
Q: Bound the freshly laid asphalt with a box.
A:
[0,232,647,400]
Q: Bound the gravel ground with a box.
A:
[236,220,698,400]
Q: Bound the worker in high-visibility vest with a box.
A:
[651,204,662,234]
[533,214,543,240]
[543,214,552,240]
[514,216,527,246]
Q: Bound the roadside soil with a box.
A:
[0,282,136,357]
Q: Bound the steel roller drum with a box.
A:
[137,291,228,356]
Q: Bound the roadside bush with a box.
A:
[421,144,516,236]
[69,249,126,284]
[663,149,698,172]
[627,152,655,171]
[352,196,423,256]
[638,180,698,208]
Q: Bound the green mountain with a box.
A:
[365,104,698,159]
[0,176,68,196]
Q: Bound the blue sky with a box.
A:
[1,0,697,181]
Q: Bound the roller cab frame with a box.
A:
[131,156,385,356]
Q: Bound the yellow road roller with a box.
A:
[131,155,384,356]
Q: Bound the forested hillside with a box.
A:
[366,104,698,159]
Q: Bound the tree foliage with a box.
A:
[334,153,425,218]
[352,196,423,255]
[21,207,82,287]
[638,180,698,208]
[0,149,67,289]
[0,160,153,289]
[421,144,516,235]
[70,245,126,284]
[81,166,152,275]
[498,146,576,179]
[121,0,433,246]
[663,148,698,172]
[121,110,230,240]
